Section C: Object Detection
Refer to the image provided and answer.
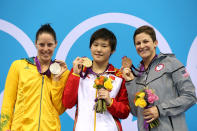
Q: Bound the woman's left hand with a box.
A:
[143,106,159,123]
[52,60,68,81]
[97,88,112,106]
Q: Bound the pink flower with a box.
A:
[148,95,158,103]
[145,89,159,104]
[145,89,152,95]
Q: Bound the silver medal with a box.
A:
[49,62,61,75]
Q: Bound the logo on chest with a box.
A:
[155,64,164,72]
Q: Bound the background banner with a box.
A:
[0,0,197,130]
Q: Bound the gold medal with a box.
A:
[82,57,92,68]
[49,62,61,75]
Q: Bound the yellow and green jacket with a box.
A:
[0,58,69,131]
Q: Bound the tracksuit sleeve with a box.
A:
[0,61,19,131]
[62,69,80,109]
[125,79,138,117]
[157,59,197,117]
[107,79,130,119]
[51,70,70,115]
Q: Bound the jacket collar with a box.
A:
[22,57,52,77]
[22,57,35,65]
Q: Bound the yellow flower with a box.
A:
[135,98,147,108]
[104,78,113,91]
[137,92,145,98]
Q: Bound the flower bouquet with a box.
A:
[93,75,114,113]
[134,87,159,129]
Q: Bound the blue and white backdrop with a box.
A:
[0,0,197,130]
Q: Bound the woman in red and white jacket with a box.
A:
[62,28,130,131]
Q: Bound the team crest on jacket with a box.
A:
[155,64,164,72]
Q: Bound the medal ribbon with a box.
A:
[80,64,110,78]
[35,56,52,77]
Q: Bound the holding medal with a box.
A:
[81,57,92,68]
[50,60,68,75]
[121,56,134,81]
[62,28,130,131]
[49,60,68,81]
[50,62,61,75]
[122,25,196,131]
[0,24,70,131]
[122,56,132,68]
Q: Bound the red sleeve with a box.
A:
[62,68,80,108]
[107,79,130,119]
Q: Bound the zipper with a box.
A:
[145,71,149,86]
[94,89,98,131]
[143,55,157,86]
[38,75,44,131]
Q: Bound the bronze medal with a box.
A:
[122,56,132,68]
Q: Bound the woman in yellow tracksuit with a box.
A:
[0,24,69,131]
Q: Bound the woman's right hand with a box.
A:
[122,67,135,81]
[52,60,68,81]
[121,56,134,81]
[73,57,83,75]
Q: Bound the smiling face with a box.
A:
[90,38,113,64]
[134,32,158,62]
[35,32,57,64]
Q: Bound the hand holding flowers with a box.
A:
[134,87,159,129]
[97,88,111,106]
[93,75,114,113]
[143,106,159,123]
